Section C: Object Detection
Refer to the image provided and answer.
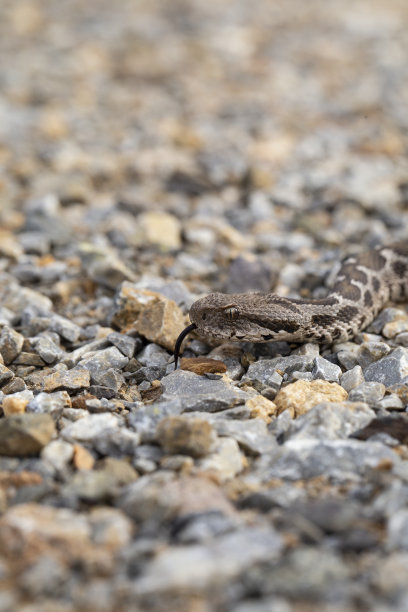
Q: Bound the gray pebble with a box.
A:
[137,343,170,367]
[49,314,82,343]
[375,394,405,411]
[242,356,314,391]
[0,364,14,386]
[368,307,406,334]
[27,391,70,419]
[340,365,364,392]
[0,326,24,365]
[79,347,129,385]
[33,335,64,364]
[357,342,391,369]
[108,332,138,358]
[364,347,408,386]
[348,382,386,405]
[312,355,341,383]
[161,370,249,412]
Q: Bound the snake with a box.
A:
[174,243,408,367]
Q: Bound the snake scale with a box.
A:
[174,243,408,367]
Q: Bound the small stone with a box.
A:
[49,314,82,343]
[180,357,227,375]
[348,382,386,405]
[0,414,55,456]
[2,377,26,394]
[78,242,136,289]
[245,395,278,422]
[211,418,277,455]
[368,307,407,334]
[137,211,182,250]
[33,336,64,364]
[62,470,119,502]
[312,356,341,383]
[335,342,359,369]
[137,343,169,367]
[13,351,45,366]
[2,395,29,415]
[73,443,95,470]
[351,414,408,444]
[376,394,404,411]
[111,283,187,352]
[41,439,74,472]
[0,283,52,316]
[27,391,71,418]
[357,342,391,368]
[274,379,348,418]
[285,402,375,441]
[0,364,15,386]
[107,332,137,358]
[161,370,248,412]
[0,326,24,365]
[383,318,408,339]
[197,437,245,481]
[242,357,313,392]
[43,366,91,392]
[388,509,408,550]
[340,365,364,392]
[62,413,120,443]
[156,416,216,458]
[364,347,408,386]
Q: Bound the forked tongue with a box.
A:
[173,323,197,369]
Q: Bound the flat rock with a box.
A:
[210,417,277,455]
[274,379,348,418]
[242,356,315,391]
[0,414,55,456]
[111,283,187,352]
[340,365,364,392]
[161,370,249,412]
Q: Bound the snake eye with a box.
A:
[223,306,239,321]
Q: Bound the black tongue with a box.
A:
[173,323,197,369]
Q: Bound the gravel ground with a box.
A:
[1,1,408,611]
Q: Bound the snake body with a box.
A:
[174,243,408,366]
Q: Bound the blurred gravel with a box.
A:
[1,1,408,611]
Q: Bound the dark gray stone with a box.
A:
[108,332,138,358]
[33,336,64,364]
[0,326,24,364]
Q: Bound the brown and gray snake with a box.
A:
[174,243,408,367]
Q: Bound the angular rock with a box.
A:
[0,326,24,364]
[357,342,391,369]
[111,283,187,352]
[312,356,341,383]
[0,364,15,386]
[285,401,375,441]
[242,356,315,392]
[132,527,282,595]
[364,348,408,386]
[49,314,82,343]
[258,439,397,482]
[197,437,245,481]
[42,366,91,392]
[0,414,55,456]
[161,370,249,412]
[210,417,277,455]
[340,365,364,392]
[61,413,120,442]
[41,439,74,472]
[26,391,71,418]
[274,379,348,418]
[156,416,216,458]
[33,335,64,364]
[107,332,137,358]
[348,382,386,405]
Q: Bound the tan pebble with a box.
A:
[2,396,29,415]
[180,357,227,375]
[245,395,278,423]
[156,416,216,458]
[138,211,181,250]
[274,379,348,418]
[73,444,95,471]
[111,284,187,352]
[383,319,408,339]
